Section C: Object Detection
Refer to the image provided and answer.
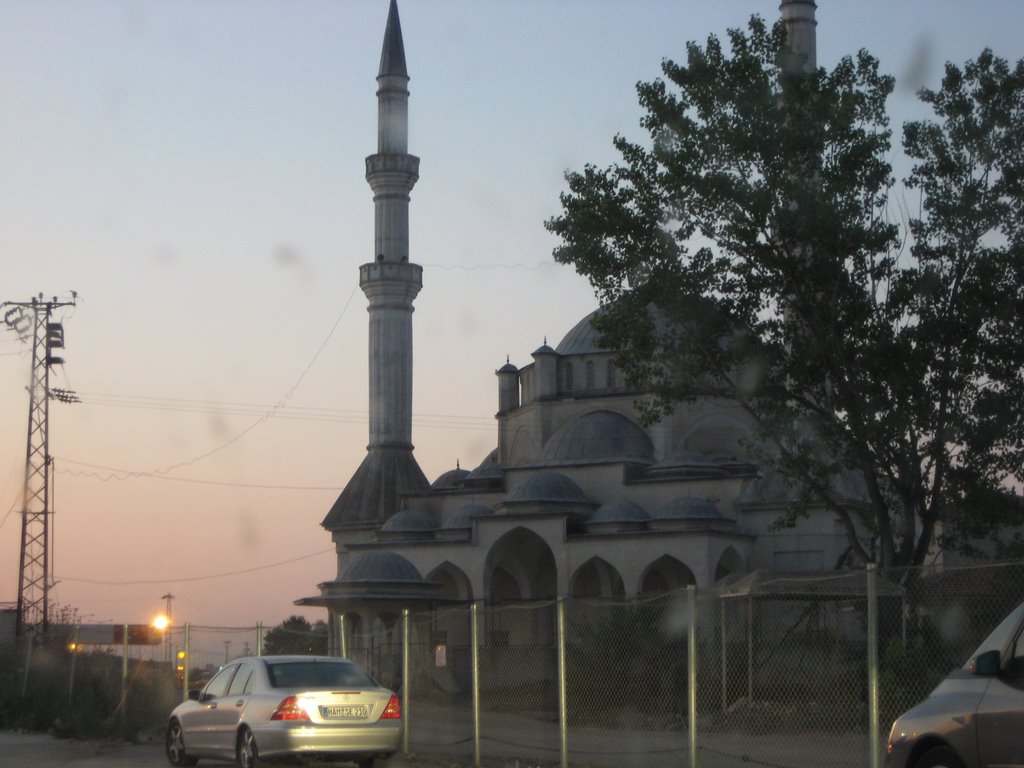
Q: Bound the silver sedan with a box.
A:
[165,655,401,768]
[884,599,1024,768]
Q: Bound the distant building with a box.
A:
[296,0,868,654]
[0,605,16,648]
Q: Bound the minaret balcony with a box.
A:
[366,153,420,188]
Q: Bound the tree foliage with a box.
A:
[263,615,328,656]
[546,17,1024,567]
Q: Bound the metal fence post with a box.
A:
[402,608,410,757]
[183,623,191,701]
[68,624,80,708]
[720,597,727,712]
[256,621,263,657]
[121,624,130,739]
[688,585,698,768]
[557,597,569,768]
[868,563,880,768]
[471,602,481,768]
[339,614,348,659]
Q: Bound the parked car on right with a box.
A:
[885,598,1024,768]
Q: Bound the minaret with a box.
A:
[322,0,429,530]
[780,0,817,71]
[363,0,420,453]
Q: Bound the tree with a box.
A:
[263,616,328,655]
[546,17,1024,568]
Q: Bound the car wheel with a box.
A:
[236,726,261,768]
[914,746,965,768]
[165,720,197,767]
[357,758,384,768]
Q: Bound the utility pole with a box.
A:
[3,292,77,637]
[161,593,174,663]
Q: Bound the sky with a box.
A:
[2,0,1023,633]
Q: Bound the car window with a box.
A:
[964,600,1024,669]
[1008,631,1024,678]
[227,663,253,696]
[203,664,238,698]
[265,661,375,689]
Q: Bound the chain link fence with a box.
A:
[2,560,1022,766]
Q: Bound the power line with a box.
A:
[55,461,341,489]
[74,284,363,481]
[56,548,335,586]
[421,260,558,272]
[62,391,494,429]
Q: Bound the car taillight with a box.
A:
[379,695,401,720]
[271,695,310,721]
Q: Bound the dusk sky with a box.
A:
[2,0,1023,632]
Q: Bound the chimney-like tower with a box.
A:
[780,0,817,71]
[322,0,429,530]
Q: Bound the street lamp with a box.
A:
[152,614,171,665]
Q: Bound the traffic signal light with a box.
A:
[176,650,186,681]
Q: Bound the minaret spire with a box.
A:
[378,0,408,79]
[322,0,428,530]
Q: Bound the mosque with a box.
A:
[297,0,869,653]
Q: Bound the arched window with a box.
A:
[585,361,595,389]
[563,362,574,391]
[606,363,616,389]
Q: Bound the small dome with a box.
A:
[341,552,424,582]
[431,467,469,490]
[652,497,722,520]
[543,410,655,463]
[532,342,557,356]
[497,360,519,374]
[507,471,589,504]
[555,310,608,355]
[380,508,435,532]
[442,504,494,530]
[589,499,649,524]
[465,449,503,481]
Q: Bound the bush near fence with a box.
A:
[2,561,1022,766]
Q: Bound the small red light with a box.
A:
[379,695,401,720]
[271,695,310,721]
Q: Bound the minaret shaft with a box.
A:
[780,0,817,71]
[362,0,420,451]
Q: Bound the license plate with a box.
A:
[320,705,367,719]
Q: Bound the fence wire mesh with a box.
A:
[4,560,1023,766]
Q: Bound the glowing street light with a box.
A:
[152,615,170,631]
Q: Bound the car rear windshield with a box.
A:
[265,661,376,689]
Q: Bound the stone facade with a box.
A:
[298,0,867,655]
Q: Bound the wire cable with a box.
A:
[57,284,362,481]
[56,547,335,586]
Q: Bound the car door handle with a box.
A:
[235,700,245,707]
[207,702,218,710]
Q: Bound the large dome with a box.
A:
[652,497,722,521]
[341,552,424,582]
[442,504,495,530]
[555,310,607,355]
[507,470,590,504]
[589,499,649,524]
[544,410,655,463]
[380,508,435,533]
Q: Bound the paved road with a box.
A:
[1,725,876,768]
[0,731,455,768]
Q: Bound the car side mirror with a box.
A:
[188,689,202,701]
[970,649,1001,677]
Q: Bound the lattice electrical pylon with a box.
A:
[3,293,76,637]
